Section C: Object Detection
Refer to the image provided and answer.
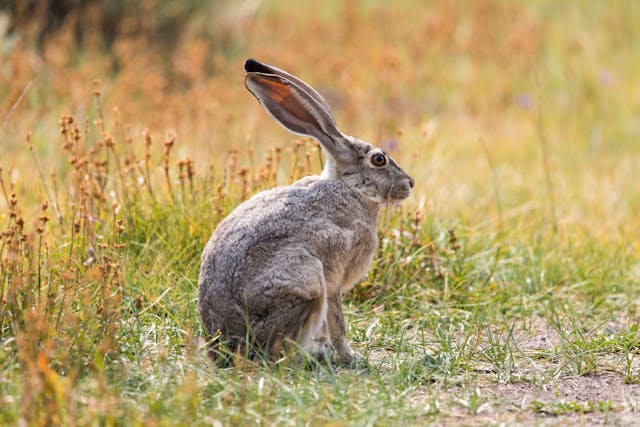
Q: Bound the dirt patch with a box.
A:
[487,373,640,426]
[517,327,562,351]
[407,374,640,426]
[478,317,640,425]
[372,315,640,425]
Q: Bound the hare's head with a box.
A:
[244,59,414,203]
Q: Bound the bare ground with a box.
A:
[369,316,640,426]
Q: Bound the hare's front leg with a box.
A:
[327,293,355,363]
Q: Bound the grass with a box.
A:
[1,0,640,424]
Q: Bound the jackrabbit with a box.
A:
[198,59,414,363]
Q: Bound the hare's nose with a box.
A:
[408,177,415,188]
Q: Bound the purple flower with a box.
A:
[516,93,533,110]
[599,70,613,87]
[382,139,399,152]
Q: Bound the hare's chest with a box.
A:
[338,240,376,293]
[324,221,377,295]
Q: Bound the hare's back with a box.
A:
[200,178,373,288]
[210,178,366,251]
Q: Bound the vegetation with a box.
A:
[1,0,639,424]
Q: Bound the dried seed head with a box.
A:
[164,132,176,150]
[104,132,115,147]
[143,128,152,145]
[92,79,102,96]
[186,158,194,180]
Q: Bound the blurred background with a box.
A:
[1,0,639,237]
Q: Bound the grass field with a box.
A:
[1,0,640,425]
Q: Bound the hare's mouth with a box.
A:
[388,184,412,201]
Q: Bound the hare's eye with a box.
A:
[371,153,387,167]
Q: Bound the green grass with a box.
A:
[2,0,640,425]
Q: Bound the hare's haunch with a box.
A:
[198,59,414,363]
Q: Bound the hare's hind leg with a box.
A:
[248,248,330,359]
[297,281,331,358]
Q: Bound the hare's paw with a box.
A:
[306,336,334,362]
[334,339,356,365]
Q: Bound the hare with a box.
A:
[198,59,414,363]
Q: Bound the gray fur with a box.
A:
[198,59,414,363]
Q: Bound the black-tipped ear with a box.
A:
[244,72,350,161]
[243,58,338,129]
[245,58,270,74]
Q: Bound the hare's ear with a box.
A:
[245,65,352,161]
[245,58,338,129]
